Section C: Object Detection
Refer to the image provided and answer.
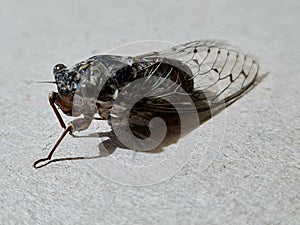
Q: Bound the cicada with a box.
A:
[33,40,259,168]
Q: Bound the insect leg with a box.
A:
[33,125,72,168]
[49,91,66,129]
[33,116,93,168]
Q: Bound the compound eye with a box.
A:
[53,63,66,74]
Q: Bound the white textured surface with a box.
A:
[1,0,299,224]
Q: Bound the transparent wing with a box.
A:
[136,40,259,109]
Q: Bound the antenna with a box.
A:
[36,81,56,84]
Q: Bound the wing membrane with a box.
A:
[136,40,259,109]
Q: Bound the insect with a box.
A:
[33,40,259,168]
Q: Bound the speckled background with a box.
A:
[0,0,299,224]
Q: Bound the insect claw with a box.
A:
[33,157,51,168]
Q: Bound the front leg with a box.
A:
[49,91,66,129]
[33,116,93,168]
